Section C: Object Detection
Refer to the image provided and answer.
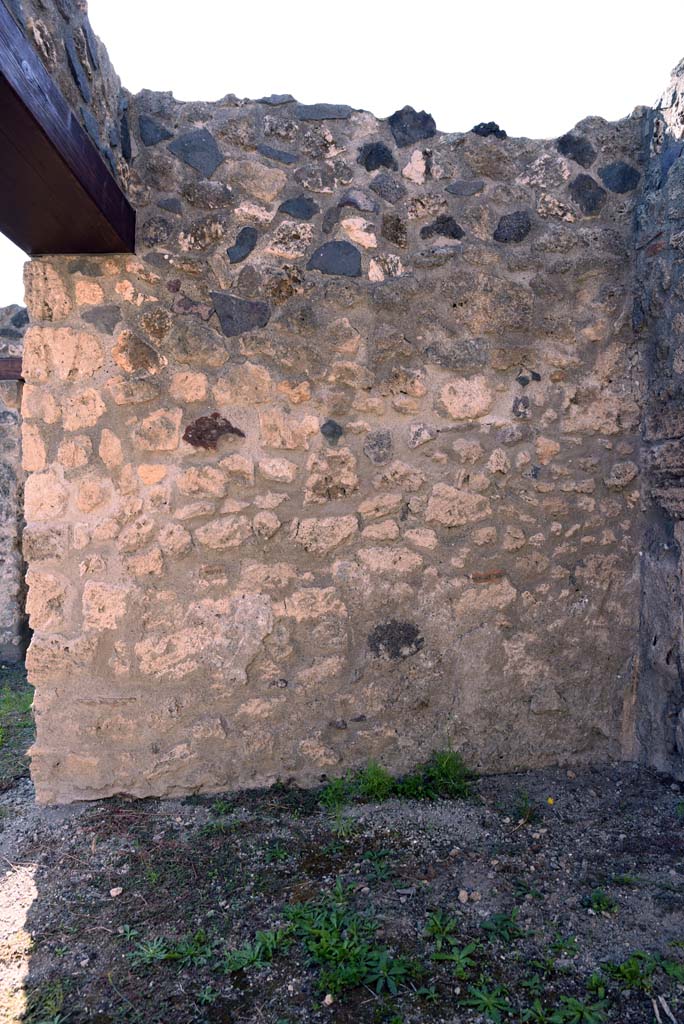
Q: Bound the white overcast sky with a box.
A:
[2,0,684,306]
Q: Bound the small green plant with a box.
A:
[424,910,460,951]
[433,941,479,978]
[461,982,511,1023]
[320,775,352,809]
[481,907,525,943]
[584,889,617,914]
[521,1000,554,1024]
[224,927,290,972]
[24,980,66,1024]
[196,985,218,1006]
[660,956,684,983]
[329,807,356,838]
[513,789,538,825]
[362,849,392,882]
[551,933,579,957]
[265,842,289,863]
[363,949,414,995]
[549,995,607,1023]
[355,761,396,801]
[211,798,232,816]
[129,936,169,966]
[675,801,684,822]
[603,951,657,992]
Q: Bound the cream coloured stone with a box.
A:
[23,326,103,383]
[402,149,427,183]
[21,385,60,424]
[253,511,281,538]
[290,514,358,555]
[253,492,287,509]
[453,579,517,628]
[24,261,71,321]
[368,254,404,281]
[304,447,358,504]
[158,523,192,555]
[357,546,423,574]
[24,471,67,521]
[361,520,399,541]
[177,467,227,498]
[107,377,160,405]
[535,436,561,465]
[118,518,156,554]
[339,216,377,249]
[127,546,164,576]
[264,221,314,258]
[358,493,403,520]
[195,516,252,549]
[175,501,216,520]
[22,423,47,471]
[426,483,491,527]
[214,363,273,407]
[76,475,112,513]
[277,380,311,404]
[404,527,438,550]
[138,465,167,485]
[221,498,250,512]
[373,461,425,492]
[275,587,346,621]
[220,454,255,483]
[473,526,497,546]
[112,330,166,375]
[170,372,208,403]
[260,409,319,449]
[502,525,526,551]
[74,279,104,305]
[82,582,130,630]
[439,376,493,420]
[487,449,510,474]
[63,389,106,431]
[98,429,123,468]
[57,435,92,469]
[220,159,287,202]
[134,409,182,451]
[26,570,66,630]
[258,457,299,483]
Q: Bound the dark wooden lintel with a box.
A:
[0,1,135,255]
[0,356,23,380]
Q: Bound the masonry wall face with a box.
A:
[22,89,646,802]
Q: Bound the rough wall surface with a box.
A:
[21,87,647,802]
[635,61,684,779]
[0,304,28,663]
[5,0,130,188]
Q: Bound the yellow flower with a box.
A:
[547,797,555,806]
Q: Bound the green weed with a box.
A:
[481,907,525,943]
[583,889,617,914]
[461,982,511,1022]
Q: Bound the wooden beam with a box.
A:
[0,357,22,381]
[0,1,135,254]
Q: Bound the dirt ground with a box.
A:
[0,667,683,1024]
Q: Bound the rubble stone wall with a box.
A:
[21,86,647,801]
[0,304,28,663]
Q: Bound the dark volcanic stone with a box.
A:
[557,131,596,168]
[369,173,407,204]
[420,215,464,240]
[140,217,171,248]
[321,419,344,444]
[139,114,173,146]
[471,121,507,139]
[168,128,223,177]
[80,107,100,145]
[227,227,258,264]
[598,161,641,194]
[211,292,271,336]
[388,106,436,147]
[278,195,320,220]
[4,0,23,25]
[357,142,398,172]
[307,242,362,277]
[119,97,131,161]
[368,620,424,660]
[569,174,607,215]
[81,305,121,335]
[382,214,407,248]
[338,189,380,214]
[413,245,461,268]
[493,211,531,243]
[82,17,99,71]
[363,429,392,465]
[257,143,298,165]
[183,412,245,450]
[294,103,353,120]
[158,197,182,214]
[445,179,485,196]
[258,94,295,105]
[322,207,340,234]
[181,181,233,209]
[64,32,91,103]
[424,336,486,370]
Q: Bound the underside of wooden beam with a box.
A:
[0,1,135,255]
